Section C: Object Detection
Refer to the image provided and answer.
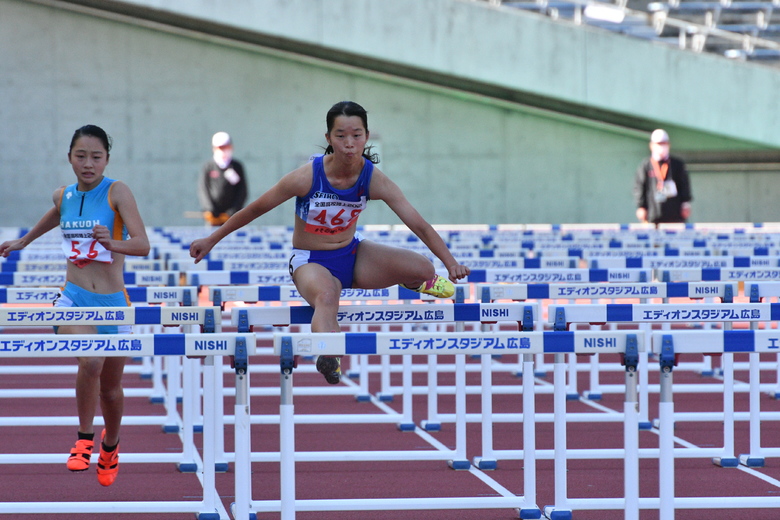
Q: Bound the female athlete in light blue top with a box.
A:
[190,101,471,384]
[0,125,149,486]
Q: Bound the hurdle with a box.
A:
[650,330,780,519]
[549,301,780,468]
[0,304,220,474]
[229,301,537,434]
[0,329,254,518]
[239,328,643,520]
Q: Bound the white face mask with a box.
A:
[213,147,233,169]
[651,143,670,161]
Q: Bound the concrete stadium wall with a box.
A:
[1,0,779,228]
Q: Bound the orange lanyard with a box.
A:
[650,158,668,191]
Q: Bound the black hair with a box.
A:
[68,125,112,156]
[324,101,379,164]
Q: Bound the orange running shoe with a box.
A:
[66,437,94,472]
[96,430,119,487]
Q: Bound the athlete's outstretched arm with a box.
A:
[189,166,312,263]
[369,169,470,282]
[0,188,63,257]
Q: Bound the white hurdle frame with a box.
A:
[0,331,255,519]
[0,304,219,474]
[650,330,780,520]
[235,329,643,520]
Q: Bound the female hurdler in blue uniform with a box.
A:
[190,101,471,384]
[0,125,150,486]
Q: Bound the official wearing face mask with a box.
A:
[198,132,249,226]
[634,129,692,225]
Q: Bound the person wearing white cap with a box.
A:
[198,131,248,226]
[633,128,692,225]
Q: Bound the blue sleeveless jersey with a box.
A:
[295,155,372,236]
[59,177,128,266]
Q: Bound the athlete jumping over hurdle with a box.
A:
[189,101,470,384]
[0,125,150,486]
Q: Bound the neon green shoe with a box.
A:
[403,274,455,299]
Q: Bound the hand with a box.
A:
[636,207,647,223]
[0,238,25,258]
[681,202,691,220]
[447,263,471,282]
[189,237,215,264]
[92,225,113,250]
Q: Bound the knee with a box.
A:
[313,288,341,310]
[78,359,104,379]
[100,384,124,405]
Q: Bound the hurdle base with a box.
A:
[346,371,360,378]
[638,421,653,430]
[149,396,165,404]
[448,459,471,470]
[196,513,222,520]
[473,457,497,470]
[420,420,441,432]
[376,393,394,402]
[739,454,765,467]
[178,462,198,473]
[543,505,572,520]
[700,370,716,377]
[773,392,780,400]
[230,502,257,520]
[162,424,180,434]
[565,393,580,401]
[215,462,229,473]
[534,370,547,377]
[712,456,739,468]
[139,373,153,380]
[514,371,523,378]
[397,422,416,432]
[355,394,372,402]
[583,391,602,401]
[193,424,203,433]
[519,507,543,519]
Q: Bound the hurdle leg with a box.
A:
[149,355,165,403]
[520,353,541,519]
[178,357,198,472]
[712,350,738,467]
[544,353,571,520]
[397,356,415,431]
[474,353,496,470]
[199,356,222,519]
[624,358,640,520]
[566,353,579,400]
[212,356,229,472]
[163,355,182,433]
[447,353,470,470]
[420,354,441,431]
[740,349,765,467]
[354,354,370,400]
[280,366,296,520]
[377,354,393,402]
[233,360,253,520]
[658,362,675,520]
[638,306,651,430]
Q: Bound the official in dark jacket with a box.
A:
[634,129,692,225]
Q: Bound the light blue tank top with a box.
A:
[59,177,127,266]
